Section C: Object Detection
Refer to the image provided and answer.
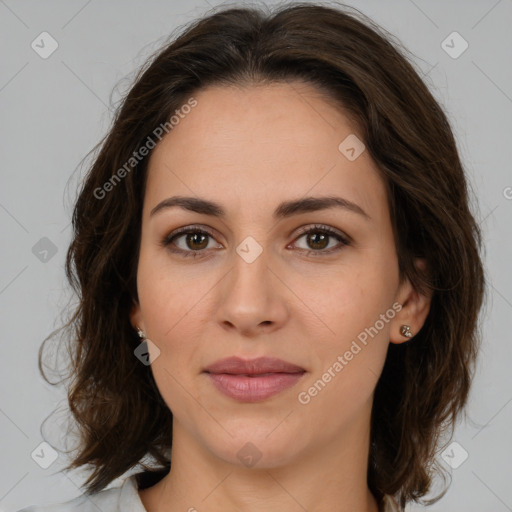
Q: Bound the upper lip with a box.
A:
[204,356,305,375]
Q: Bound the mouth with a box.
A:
[203,356,306,402]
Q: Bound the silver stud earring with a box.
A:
[136,327,146,339]
[400,325,413,338]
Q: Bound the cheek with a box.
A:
[299,260,396,344]
[136,247,217,367]
[295,269,395,430]
[137,262,206,414]
[137,246,201,335]
[294,251,399,411]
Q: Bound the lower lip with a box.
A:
[206,372,305,402]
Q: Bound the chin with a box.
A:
[204,425,304,469]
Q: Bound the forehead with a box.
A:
[144,82,388,223]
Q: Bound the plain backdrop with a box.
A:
[1,1,511,511]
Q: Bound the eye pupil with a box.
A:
[307,232,328,250]
[187,232,208,250]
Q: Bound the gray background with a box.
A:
[1,0,511,511]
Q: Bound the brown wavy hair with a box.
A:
[39,2,486,509]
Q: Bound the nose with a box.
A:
[215,246,289,338]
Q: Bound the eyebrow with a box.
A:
[149,195,370,220]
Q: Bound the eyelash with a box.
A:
[161,224,351,259]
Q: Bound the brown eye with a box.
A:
[182,232,209,250]
[162,227,220,258]
[292,224,350,256]
[304,232,330,250]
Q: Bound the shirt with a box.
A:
[17,474,400,511]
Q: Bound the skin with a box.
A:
[130,81,431,512]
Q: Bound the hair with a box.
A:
[39,2,486,510]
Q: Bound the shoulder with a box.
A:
[15,486,122,512]
[15,475,144,512]
[381,494,400,512]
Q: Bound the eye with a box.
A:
[161,226,221,258]
[290,224,351,256]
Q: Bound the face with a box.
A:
[130,82,430,469]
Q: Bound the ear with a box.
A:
[389,258,432,344]
[129,298,145,335]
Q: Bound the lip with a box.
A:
[203,356,306,402]
[204,356,305,375]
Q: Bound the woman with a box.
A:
[20,2,486,511]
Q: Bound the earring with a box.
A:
[400,325,413,338]
[136,327,146,339]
